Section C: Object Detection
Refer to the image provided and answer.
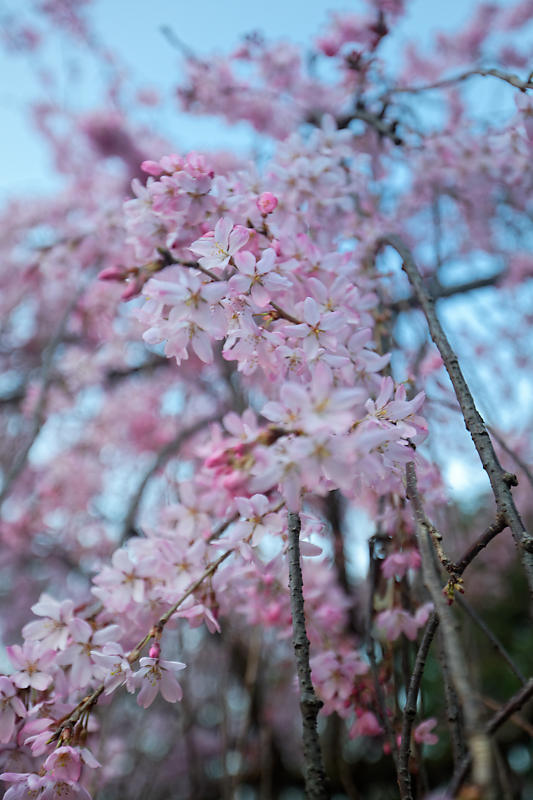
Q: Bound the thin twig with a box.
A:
[287,511,329,800]
[452,517,507,575]
[455,595,526,684]
[489,426,533,492]
[385,67,533,96]
[397,611,439,800]
[481,695,533,738]
[380,235,533,595]
[366,533,400,767]
[406,462,493,795]
[436,632,467,769]
[51,509,246,744]
[429,395,533,493]
[448,678,533,797]
[0,284,86,508]
[120,413,223,541]
[307,108,403,145]
[389,272,503,313]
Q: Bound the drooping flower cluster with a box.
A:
[1,0,533,797]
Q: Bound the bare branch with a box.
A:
[0,284,86,508]
[437,632,467,769]
[406,462,493,795]
[398,611,439,800]
[386,67,533,96]
[452,517,507,576]
[389,272,504,313]
[121,413,223,541]
[489,427,533,492]
[287,511,330,800]
[366,533,400,767]
[456,594,526,685]
[448,678,533,797]
[380,235,533,595]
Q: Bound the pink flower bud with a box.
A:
[141,160,164,177]
[98,265,125,282]
[317,37,340,57]
[256,192,278,215]
[149,642,161,659]
[121,279,142,301]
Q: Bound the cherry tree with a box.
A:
[0,1,533,798]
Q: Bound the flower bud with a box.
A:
[256,192,278,215]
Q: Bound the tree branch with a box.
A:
[0,285,86,508]
[406,462,493,795]
[121,413,223,541]
[389,272,504,313]
[398,611,439,800]
[448,678,533,797]
[386,67,533,96]
[380,235,533,596]
[451,516,507,576]
[437,631,467,769]
[366,532,400,767]
[456,594,526,685]
[287,511,329,800]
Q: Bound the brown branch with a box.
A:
[287,511,329,799]
[0,285,86,508]
[406,462,493,793]
[389,272,504,313]
[481,695,533,738]
[448,678,533,797]
[386,67,533,96]
[437,632,467,769]
[121,413,223,541]
[452,516,507,576]
[489,427,533,492]
[380,235,533,596]
[52,538,237,744]
[307,108,403,145]
[456,595,526,684]
[397,611,439,800]
[366,532,400,767]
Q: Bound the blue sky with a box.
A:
[0,0,485,197]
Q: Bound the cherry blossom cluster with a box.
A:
[1,0,533,797]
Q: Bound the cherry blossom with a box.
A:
[0,678,26,743]
[0,2,531,797]
[189,218,249,272]
[133,657,186,708]
[6,643,56,692]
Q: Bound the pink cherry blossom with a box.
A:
[6,643,56,691]
[134,657,186,708]
[381,549,421,580]
[189,218,249,272]
[256,192,278,214]
[414,717,439,746]
[0,677,26,743]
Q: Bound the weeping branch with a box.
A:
[385,67,533,96]
[121,413,223,541]
[0,285,86,508]
[379,235,533,596]
[406,462,493,797]
[448,678,533,797]
[287,511,330,800]
[397,611,439,800]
